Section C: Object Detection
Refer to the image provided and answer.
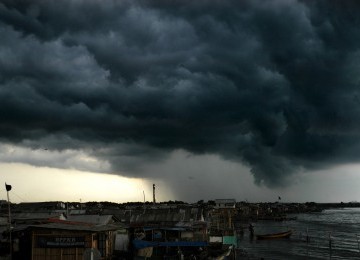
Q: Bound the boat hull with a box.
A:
[256,230,292,240]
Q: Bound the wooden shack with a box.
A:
[12,221,125,260]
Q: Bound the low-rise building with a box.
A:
[11,218,124,259]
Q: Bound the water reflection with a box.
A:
[237,208,360,259]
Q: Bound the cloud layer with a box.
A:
[1,0,360,187]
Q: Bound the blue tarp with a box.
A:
[133,239,208,249]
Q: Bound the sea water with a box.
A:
[237,208,360,259]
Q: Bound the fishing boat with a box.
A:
[256,230,292,240]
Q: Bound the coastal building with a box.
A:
[129,206,209,258]
[210,199,237,232]
[11,217,124,259]
[214,199,236,209]
[208,199,237,258]
[15,202,66,212]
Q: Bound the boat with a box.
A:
[207,245,233,260]
[256,230,293,240]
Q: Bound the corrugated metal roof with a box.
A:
[69,209,86,215]
[12,212,65,220]
[66,215,114,225]
[13,222,124,233]
[129,208,205,224]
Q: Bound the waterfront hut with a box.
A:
[10,219,125,259]
[208,199,237,258]
[129,206,209,258]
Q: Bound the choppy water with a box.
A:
[237,208,360,259]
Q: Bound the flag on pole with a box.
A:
[5,183,11,192]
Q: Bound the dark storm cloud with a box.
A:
[1,0,360,186]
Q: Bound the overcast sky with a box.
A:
[1,0,360,203]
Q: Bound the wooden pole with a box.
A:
[329,232,333,257]
[306,228,309,243]
[7,188,12,259]
[143,190,145,203]
[31,232,34,260]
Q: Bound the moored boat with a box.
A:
[256,230,292,240]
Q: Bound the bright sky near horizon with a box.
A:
[1,0,360,204]
[3,158,360,204]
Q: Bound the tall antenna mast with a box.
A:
[153,184,156,204]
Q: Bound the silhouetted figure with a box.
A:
[249,223,254,239]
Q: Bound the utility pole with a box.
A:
[5,183,12,259]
